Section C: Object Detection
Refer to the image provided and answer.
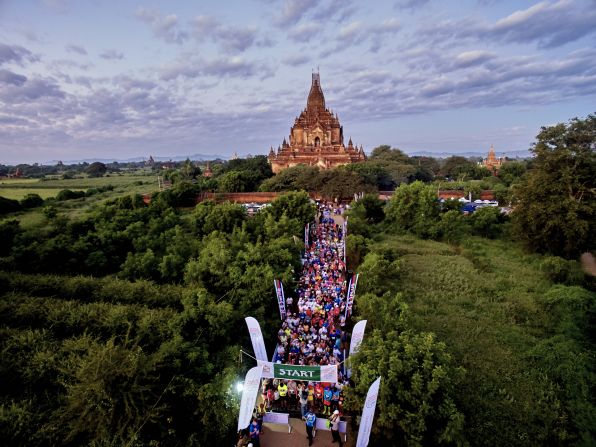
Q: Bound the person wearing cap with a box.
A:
[329,410,342,446]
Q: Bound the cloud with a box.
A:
[287,23,320,42]
[0,76,65,103]
[99,49,124,60]
[338,21,363,44]
[65,44,87,55]
[394,0,431,10]
[454,50,495,68]
[0,43,38,66]
[0,69,27,86]
[310,0,357,23]
[274,0,318,26]
[190,16,260,53]
[159,56,271,81]
[282,54,311,66]
[136,8,188,45]
[490,0,596,48]
[425,0,596,49]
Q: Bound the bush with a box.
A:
[20,193,44,209]
[470,206,507,239]
[0,196,22,215]
[540,256,585,285]
[56,189,86,201]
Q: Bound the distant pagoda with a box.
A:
[482,144,504,174]
[267,72,366,174]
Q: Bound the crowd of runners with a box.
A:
[240,202,352,447]
[261,203,351,415]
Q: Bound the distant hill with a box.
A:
[46,153,228,165]
[403,149,532,159]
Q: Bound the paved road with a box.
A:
[260,417,354,447]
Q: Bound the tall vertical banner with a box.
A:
[344,273,359,319]
[349,320,367,357]
[347,319,367,378]
[356,377,382,447]
[304,223,309,247]
[237,365,264,431]
[342,217,348,266]
[245,317,268,362]
[273,279,286,320]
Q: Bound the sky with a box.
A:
[0,0,595,164]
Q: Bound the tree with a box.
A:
[20,193,44,209]
[512,114,596,258]
[346,329,466,446]
[498,161,527,186]
[259,165,321,192]
[385,181,440,238]
[470,206,507,239]
[85,162,107,177]
[264,191,315,225]
[369,146,418,185]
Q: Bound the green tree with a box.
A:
[498,161,527,186]
[346,329,466,447]
[512,114,596,258]
[264,191,315,226]
[385,181,440,238]
[470,207,506,239]
[85,162,107,177]
[20,193,44,209]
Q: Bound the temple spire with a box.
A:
[307,71,325,114]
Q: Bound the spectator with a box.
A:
[330,410,343,446]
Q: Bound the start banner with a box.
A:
[257,361,338,383]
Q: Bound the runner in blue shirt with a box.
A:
[304,408,316,446]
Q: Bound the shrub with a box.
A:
[0,196,22,215]
[56,189,86,201]
[20,194,44,209]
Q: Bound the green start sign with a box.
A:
[273,364,321,381]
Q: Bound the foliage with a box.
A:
[512,114,596,258]
[498,161,527,187]
[20,193,44,209]
[85,162,107,177]
[359,233,596,446]
[540,256,585,286]
[56,189,86,201]
[0,196,22,215]
[385,181,440,238]
[262,191,315,226]
[469,206,507,239]
[440,156,490,180]
[347,330,466,447]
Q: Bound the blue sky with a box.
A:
[0,0,595,163]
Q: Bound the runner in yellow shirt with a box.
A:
[278,382,288,410]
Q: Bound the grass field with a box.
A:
[0,188,73,200]
[0,173,160,228]
[363,233,591,445]
[0,173,156,200]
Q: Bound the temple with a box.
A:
[481,144,504,174]
[267,72,366,173]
